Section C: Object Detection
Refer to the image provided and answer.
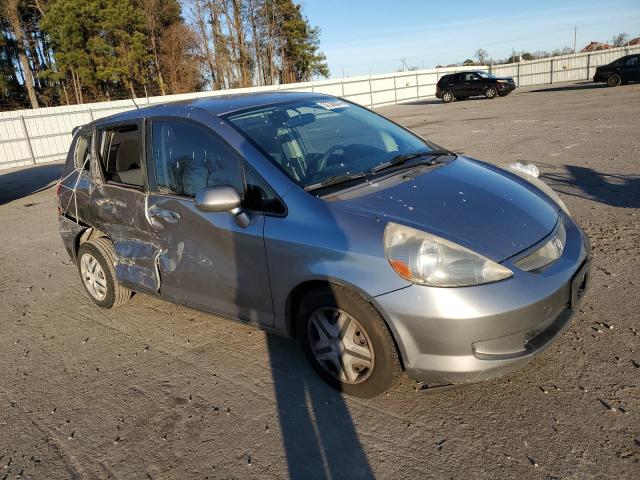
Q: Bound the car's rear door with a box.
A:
[442,73,460,95]
[89,120,162,292]
[145,117,275,327]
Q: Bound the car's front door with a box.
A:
[621,55,640,81]
[146,118,274,327]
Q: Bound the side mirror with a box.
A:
[195,186,250,228]
[195,185,241,212]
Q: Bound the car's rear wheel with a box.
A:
[484,86,498,99]
[442,90,454,103]
[607,74,622,87]
[77,237,131,309]
[297,285,401,397]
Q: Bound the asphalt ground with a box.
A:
[0,81,638,479]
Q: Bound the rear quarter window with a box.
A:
[73,132,91,171]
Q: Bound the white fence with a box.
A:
[1,44,639,170]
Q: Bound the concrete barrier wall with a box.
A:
[1,43,639,170]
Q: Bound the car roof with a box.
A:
[90,91,328,128]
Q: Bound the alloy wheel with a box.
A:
[80,253,108,301]
[307,307,375,384]
[607,75,621,87]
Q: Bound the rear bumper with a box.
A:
[593,72,609,82]
[372,214,590,385]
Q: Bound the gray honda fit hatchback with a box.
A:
[57,92,590,397]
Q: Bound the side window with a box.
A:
[74,132,91,171]
[99,125,144,187]
[151,121,243,198]
[244,165,285,215]
[464,73,475,81]
[625,56,638,66]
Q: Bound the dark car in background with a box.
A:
[436,71,516,103]
[593,54,640,87]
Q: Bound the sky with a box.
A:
[299,0,640,78]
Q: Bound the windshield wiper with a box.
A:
[371,149,456,174]
[304,172,369,192]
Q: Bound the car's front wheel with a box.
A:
[484,86,498,99]
[442,90,454,103]
[297,285,401,397]
[77,237,131,309]
[607,74,622,87]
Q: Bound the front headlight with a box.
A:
[384,222,512,287]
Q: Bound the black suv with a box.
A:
[593,54,640,87]
[436,71,516,103]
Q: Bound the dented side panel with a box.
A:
[89,184,162,291]
[147,194,274,327]
[58,215,86,262]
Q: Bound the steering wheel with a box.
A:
[311,144,346,175]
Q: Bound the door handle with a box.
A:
[148,207,180,223]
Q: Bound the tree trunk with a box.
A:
[210,1,227,89]
[194,0,218,88]
[5,1,39,108]
[150,34,166,95]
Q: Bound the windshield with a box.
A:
[227,98,438,189]
[476,71,496,79]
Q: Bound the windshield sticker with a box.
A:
[316,100,349,110]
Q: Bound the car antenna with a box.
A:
[131,93,140,110]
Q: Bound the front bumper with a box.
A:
[497,82,516,93]
[372,213,590,385]
[593,72,609,82]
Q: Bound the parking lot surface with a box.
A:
[1,82,639,479]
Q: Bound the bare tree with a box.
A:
[159,23,203,94]
[474,48,489,65]
[612,32,629,47]
[139,0,167,95]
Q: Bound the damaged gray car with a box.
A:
[56,92,590,397]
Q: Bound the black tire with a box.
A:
[77,237,131,309]
[607,74,622,87]
[297,285,401,397]
[484,86,498,99]
[441,90,454,103]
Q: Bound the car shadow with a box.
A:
[400,98,445,106]
[542,164,640,208]
[0,163,63,206]
[230,159,375,478]
[527,82,606,93]
[266,335,374,479]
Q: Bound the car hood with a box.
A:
[329,157,559,261]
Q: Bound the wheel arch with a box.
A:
[285,279,406,370]
[74,226,110,260]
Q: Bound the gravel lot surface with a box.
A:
[1,82,639,479]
